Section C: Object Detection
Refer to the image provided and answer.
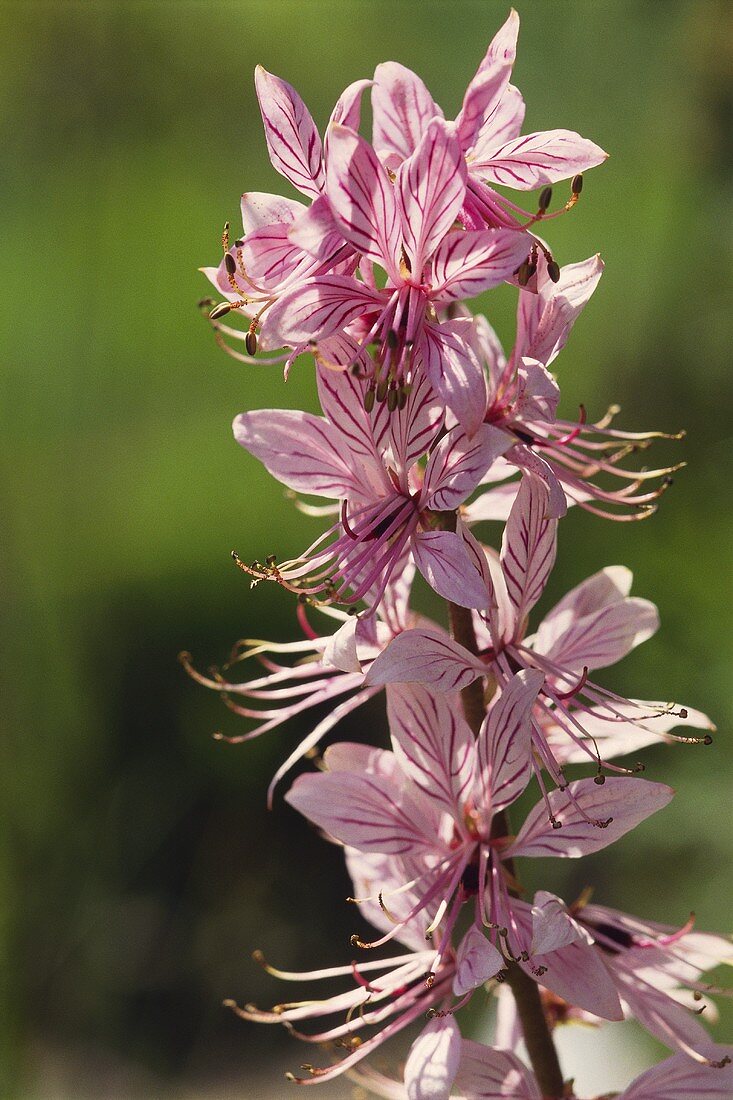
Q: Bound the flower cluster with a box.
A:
[190,12,730,1098]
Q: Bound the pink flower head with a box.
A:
[232,364,509,610]
[263,119,529,435]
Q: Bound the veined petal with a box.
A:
[239,191,305,232]
[264,274,383,346]
[387,682,476,818]
[396,118,467,272]
[455,59,513,154]
[418,319,490,439]
[454,1039,541,1100]
[287,194,345,261]
[285,765,438,855]
[388,370,444,479]
[454,927,504,996]
[412,530,491,610]
[405,1017,461,1100]
[470,84,526,163]
[316,361,391,469]
[516,253,604,367]
[327,78,372,134]
[532,935,623,1020]
[476,669,543,816]
[534,595,660,673]
[500,474,558,626]
[474,128,608,189]
[533,564,633,654]
[372,61,444,168]
[326,125,401,277]
[530,890,592,955]
[506,776,674,859]
[237,223,319,291]
[233,408,359,498]
[505,444,567,519]
[431,229,528,303]
[366,628,485,694]
[620,1049,733,1099]
[424,424,512,512]
[254,65,324,198]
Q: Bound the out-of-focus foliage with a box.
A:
[0,1,730,1096]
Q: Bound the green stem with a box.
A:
[446,590,564,1098]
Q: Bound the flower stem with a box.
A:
[447,591,565,1099]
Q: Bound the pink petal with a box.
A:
[232,408,359,498]
[513,358,560,423]
[507,776,674,859]
[323,616,361,673]
[500,473,557,625]
[530,890,592,954]
[237,223,319,292]
[287,194,345,261]
[239,191,305,232]
[470,84,526,163]
[534,595,659,673]
[454,1039,541,1100]
[424,424,512,512]
[322,741,398,778]
[326,125,401,277]
[396,118,467,272]
[431,229,529,303]
[453,927,504,996]
[505,444,567,519]
[327,78,372,134]
[533,935,623,1020]
[533,564,634,654]
[474,128,608,189]
[263,274,383,346]
[366,628,484,693]
[285,766,437,855]
[455,60,514,155]
[404,1017,461,1100]
[254,66,324,198]
[387,683,476,818]
[388,369,444,480]
[516,253,604,367]
[316,360,391,468]
[418,319,490,439]
[412,530,491,610]
[620,1049,733,1099]
[476,669,543,815]
[372,61,444,169]
[615,967,719,1062]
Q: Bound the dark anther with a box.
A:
[234,238,244,248]
[364,386,376,413]
[551,818,562,830]
[224,252,237,275]
[679,708,688,718]
[594,773,606,785]
[538,186,552,212]
[245,330,258,356]
[387,385,398,412]
[398,387,408,410]
[572,174,583,194]
[376,378,389,403]
[703,734,713,745]
[266,554,277,567]
[515,260,532,286]
[547,259,561,282]
[209,301,233,320]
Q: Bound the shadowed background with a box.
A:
[1,1,731,1096]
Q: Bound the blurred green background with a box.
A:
[1,1,731,1096]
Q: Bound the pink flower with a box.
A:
[469,252,683,521]
[263,119,528,435]
[285,679,673,977]
[232,364,509,609]
[367,473,711,776]
[371,11,607,240]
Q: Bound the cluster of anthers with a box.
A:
[188,10,731,1099]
